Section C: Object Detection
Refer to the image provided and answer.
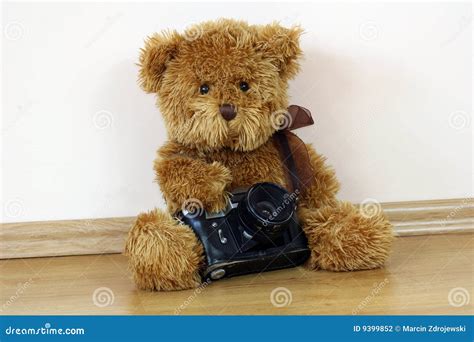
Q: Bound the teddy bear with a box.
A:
[125,19,393,291]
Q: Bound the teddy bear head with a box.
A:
[139,19,302,152]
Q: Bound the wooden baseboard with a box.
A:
[0,198,472,259]
[382,198,473,236]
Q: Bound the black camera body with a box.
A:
[178,182,310,281]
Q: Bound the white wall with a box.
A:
[1,2,472,223]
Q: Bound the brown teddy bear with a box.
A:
[125,19,393,291]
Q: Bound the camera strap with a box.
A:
[273,105,315,198]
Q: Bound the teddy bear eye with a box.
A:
[199,84,210,95]
[239,81,250,92]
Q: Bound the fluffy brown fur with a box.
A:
[125,209,203,290]
[299,204,393,271]
[139,19,302,152]
[126,19,394,291]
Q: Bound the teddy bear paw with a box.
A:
[300,201,394,272]
[125,209,204,291]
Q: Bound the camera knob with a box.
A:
[210,269,226,280]
[218,229,227,244]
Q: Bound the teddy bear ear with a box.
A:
[255,23,303,80]
[138,31,183,93]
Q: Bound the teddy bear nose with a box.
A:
[219,104,236,121]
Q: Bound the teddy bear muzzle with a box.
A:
[219,103,236,121]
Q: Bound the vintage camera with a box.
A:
[177,182,310,281]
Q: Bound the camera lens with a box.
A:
[238,182,296,242]
[254,201,276,218]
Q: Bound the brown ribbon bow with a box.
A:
[273,105,315,197]
[284,105,314,131]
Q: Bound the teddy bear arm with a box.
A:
[125,208,204,291]
[154,155,232,213]
[297,144,394,272]
[298,144,340,210]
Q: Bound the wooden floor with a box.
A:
[0,234,472,315]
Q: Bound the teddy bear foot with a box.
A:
[300,201,394,272]
[124,209,204,291]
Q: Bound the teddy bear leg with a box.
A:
[299,201,394,272]
[124,209,204,291]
